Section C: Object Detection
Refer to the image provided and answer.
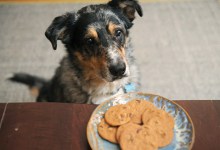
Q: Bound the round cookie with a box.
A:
[116,122,136,142]
[127,99,156,124]
[119,123,158,150]
[105,104,132,126]
[146,117,174,147]
[142,108,174,129]
[142,108,174,147]
[97,118,118,143]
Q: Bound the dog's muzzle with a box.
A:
[109,61,126,79]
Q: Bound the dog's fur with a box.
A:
[10,0,143,104]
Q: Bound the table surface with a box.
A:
[0,100,219,150]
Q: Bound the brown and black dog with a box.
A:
[10,0,143,104]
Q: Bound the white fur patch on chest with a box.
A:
[89,88,124,104]
[85,77,129,104]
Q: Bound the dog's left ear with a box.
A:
[45,13,76,50]
[108,0,143,22]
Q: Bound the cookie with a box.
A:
[142,108,174,147]
[142,108,174,129]
[98,99,175,149]
[146,117,174,147]
[97,118,118,143]
[116,122,136,142]
[105,104,132,126]
[119,123,158,150]
[127,99,156,124]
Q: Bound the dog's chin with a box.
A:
[103,74,128,82]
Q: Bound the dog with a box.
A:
[10,0,143,104]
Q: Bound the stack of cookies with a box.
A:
[97,99,174,150]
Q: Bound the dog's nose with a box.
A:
[109,62,126,77]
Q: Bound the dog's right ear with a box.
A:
[108,0,143,22]
[45,13,76,50]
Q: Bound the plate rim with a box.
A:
[87,92,195,150]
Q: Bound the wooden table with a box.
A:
[0,101,219,150]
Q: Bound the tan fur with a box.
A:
[85,27,99,40]
[108,22,121,35]
[108,22,126,59]
[32,0,142,104]
[30,87,39,97]
[74,51,107,87]
[119,47,126,58]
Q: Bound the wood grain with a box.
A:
[0,103,7,129]
[0,103,96,150]
[0,103,6,119]
[176,100,220,150]
[0,101,219,150]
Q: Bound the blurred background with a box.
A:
[0,0,220,102]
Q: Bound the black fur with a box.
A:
[10,0,143,104]
[9,73,46,89]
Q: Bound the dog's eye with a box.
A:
[86,38,95,46]
[115,30,122,38]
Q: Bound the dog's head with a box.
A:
[45,0,142,83]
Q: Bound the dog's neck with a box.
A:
[82,77,130,104]
[88,87,125,104]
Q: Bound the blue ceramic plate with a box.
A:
[87,92,195,150]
